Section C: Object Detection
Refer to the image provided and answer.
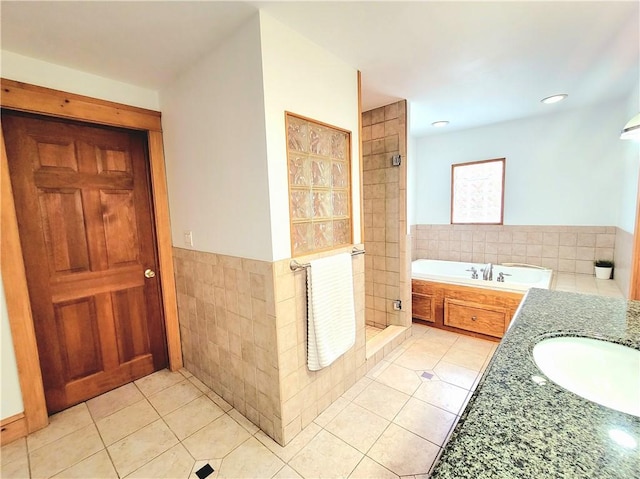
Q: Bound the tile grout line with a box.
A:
[16,327,498,479]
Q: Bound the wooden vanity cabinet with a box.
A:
[412,279,523,340]
[411,292,436,323]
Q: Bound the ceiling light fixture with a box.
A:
[541,94,568,104]
[620,113,640,140]
[432,121,449,127]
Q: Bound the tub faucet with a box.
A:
[482,263,493,281]
[465,266,478,279]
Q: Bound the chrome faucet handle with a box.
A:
[465,266,478,279]
[497,272,511,282]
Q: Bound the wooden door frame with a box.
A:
[0,79,182,439]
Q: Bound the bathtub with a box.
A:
[412,259,552,293]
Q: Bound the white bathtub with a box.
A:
[412,259,552,293]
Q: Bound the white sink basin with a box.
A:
[532,336,640,417]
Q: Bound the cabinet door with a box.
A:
[412,293,436,323]
[444,299,506,338]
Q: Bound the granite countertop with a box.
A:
[430,288,640,479]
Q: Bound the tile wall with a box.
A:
[411,224,616,274]
[273,247,366,444]
[174,245,408,446]
[173,248,282,443]
[362,101,412,330]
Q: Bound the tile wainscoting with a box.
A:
[411,224,616,275]
[173,248,282,443]
[173,245,412,447]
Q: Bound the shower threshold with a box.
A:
[365,325,407,360]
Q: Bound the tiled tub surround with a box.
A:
[362,101,412,331]
[412,224,616,274]
[174,245,409,446]
[430,289,640,478]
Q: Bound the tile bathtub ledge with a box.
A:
[430,288,640,479]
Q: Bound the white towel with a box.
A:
[306,252,356,371]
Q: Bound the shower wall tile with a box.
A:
[362,100,410,330]
[411,225,617,275]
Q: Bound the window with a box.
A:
[286,112,352,256]
[451,158,505,224]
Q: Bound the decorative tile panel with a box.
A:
[332,192,349,217]
[287,117,308,152]
[331,132,347,160]
[313,222,333,250]
[312,191,332,218]
[290,190,311,220]
[289,155,310,186]
[332,161,348,188]
[292,223,312,254]
[286,113,352,256]
[309,126,331,157]
[333,220,351,245]
[311,158,331,187]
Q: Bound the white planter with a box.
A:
[594,266,612,280]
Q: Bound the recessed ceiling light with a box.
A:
[432,121,449,127]
[541,94,568,104]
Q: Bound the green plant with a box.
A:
[594,259,614,268]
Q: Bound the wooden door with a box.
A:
[3,111,168,414]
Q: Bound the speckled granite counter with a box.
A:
[430,288,640,479]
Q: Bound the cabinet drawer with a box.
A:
[412,293,435,323]
[444,299,506,338]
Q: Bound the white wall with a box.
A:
[414,98,630,226]
[1,51,159,110]
[613,88,639,297]
[407,104,418,229]
[1,277,24,420]
[259,11,361,260]
[160,14,273,261]
[617,88,640,233]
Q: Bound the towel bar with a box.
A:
[290,247,365,271]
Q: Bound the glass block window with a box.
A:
[451,158,505,224]
[286,112,352,256]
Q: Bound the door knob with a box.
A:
[144,269,156,279]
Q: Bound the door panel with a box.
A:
[33,136,78,171]
[39,188,91,275]
[112,287,151,363]
[54,298,103,381]
[3,111,167,413]
[101,190,140,266]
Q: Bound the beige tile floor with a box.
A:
[1,323,497,479]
